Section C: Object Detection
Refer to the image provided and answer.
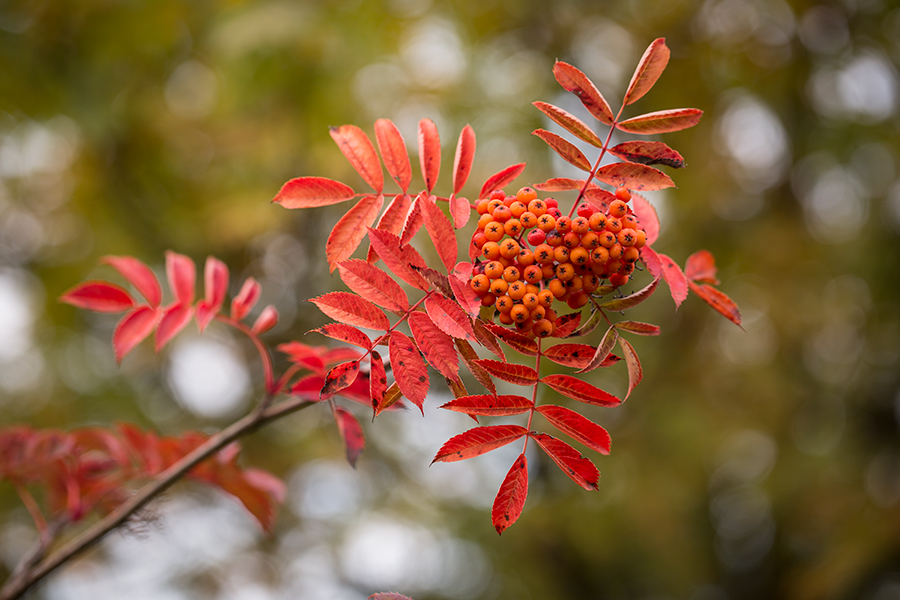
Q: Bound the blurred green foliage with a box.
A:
[2,0,900,599]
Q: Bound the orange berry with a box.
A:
[622,214,639,230]
[605,216,623,234]
[618,228,637,247]
[534,244,554,264]
[492,205,512,222]
[510,304,530,322]
[532,318,554,337]
[517,187,538,203]
[598,231,617,248]
[567,291,589,309]
[504,219,523,236]
[497,256,512,268]
[481,293,497,307]
[563,232,581,249]
[590,247,610,265]
[525,284,540,296]
[545,308,558,323]
[581,231,599,249]
[589,213,608,231]
[583,273,601,292]
[565,275,584,294]
[484,221,505,241]
[490,278,509,295]
[570,246,590,266]
[553,246,570,264]
[517,249,535,267]
[500,238,521,259]
[608,243,624,260]
[555,263,575,282]
[515,318,535,333]
[476,199,492,215]
[609,273,629,286]
[520,212,537,229]
[555,216,572,234]
[530,305,546,321]
[524,265,543,283]
[522,292,539,310]
[508,281,527,300]
[571,216,590,235]
[528,199,547,216]
[615,187,632,202]
[537,214,556,232]
[495,295,513,313]
[509,201,528,218]
[541,264,556,279]
[503,266,520,282]
[477,213,494,229]
[634,229,647,248]
[470,274,490,294]
[487,198,504,213]
[538,289,554,307]
[498,311,514,325]
[548,278,567,298]
[609,200,628,219]
[482,241,502,260]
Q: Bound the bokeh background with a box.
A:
[2,0,900,599]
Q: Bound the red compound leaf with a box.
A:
[492,453,528,535]
[273,177,356,209]
[532,129,591,171]
[374,118,412,193]
[541,374,620,407]
[594,163,674,192]
[536,405,611,455]
[631,193,660,245]
[452,124,476,195]
[101,256,162,307]
[155,303,193,351]
[689,281,743,327]
[623,38,670,106]
[432,425,528,463]
[530,433,599,490]
[165,251,195,306]
[440,394,533,417]
[480,163,526,199]
[474,359,537,386]
[684,250,720,285]
[418,119,441,193]
[311,292,390,331]
[617,108,703,135]
[312,323,372,350]
[330,125,384,193]
[408,312,459,380]
[608,141,685,169]
[326,194,384,272]
[338,259,409,313]
[61,281,135,313]
[333,406,365,468]
[618,336,643,399]
[389,331,429,413]
[552,61,615,125]
[425,294,474,340]
[421,197,457,273]
[113,306,158,363]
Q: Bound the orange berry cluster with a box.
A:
[469,186,646,337]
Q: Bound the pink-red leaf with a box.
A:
[369,350,388,414]
[492,453,528,535]
[452,124,476,195]
[449,194,470,229]
[618,336,642,399]
[155,303,193,351]
[684,250,720,285]
[432,425,528,463]
[196,256,229,331]
[482,322,538,356]
[594,163,674,192]
[474,359,537,386]
[165,251,195,306]
[421,198,457,273]
[367,193,411,263]
[608,141,684,169]
[369,594,415,600]
[413,265,453,298]
[584,188,617,213]
[600,276,661,311]
[440,394,533,417]
[471,318,505,361]
[554,312,582,338]
[617,108,703,135]
[530,433,599,490]
[480,163,526,199]
[615,321,661,336]
[576,326,619,374]
[400,192,425,246]
[231,277,261,321]
[374,119,412,192]
[418,119,440,193]
[326,194,384,272]
[113,306,157,363]
[631,193,660,245]
[623,38,670,106]
[456,339,497,394]
[333,406,365,468]
[542,343,596,369]
[313,323,372,350]
[322,360,360,398]
[338,259,408,313]
[330,125,384,193]
[533,101,604,147]
[389,331,429,413]
[533,177,587,192]
[532,129,591,171]
[537,405,611,455]
[60,281,134,313]
[367,228,428,290]
[251,305,278,334]
[643,248,689,308]
[311,292,390,330]
[408,312,459,380]
[552,61,615,125]
[541,374,620,407]
[101,256,161,307]
[689,281,743,327]
[425,294,474,340]
[272,177,356,209]
[450,262,482,318]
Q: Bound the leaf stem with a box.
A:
[523,337,543,453]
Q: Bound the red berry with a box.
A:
[527,228,546,246]
[576,203,594,218]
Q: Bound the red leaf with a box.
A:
[101,256,162,307]
[482,323,538,356]
[251,305,278,334]
[155,303,193,351]
[272,176,356,208]
[389,331,429,412]
[449,194,471,229]
[541,374,620,407]
[425,294,474,340]
[644,249,689,308]
[471,318,505,360]
[233,468,286,532]
[400,192,425,246]
[367,228,428,290]
[542,343,596,369]
[474,359,537,386]
[532,102,604,147]
[333,406,365,468]
[440,394,533,417]
[313,323,372,350]
[684,250,720,285]
[584,188,616,213]
[369,350,388,414]
[432,425,528,463]
[554,312,582,338]
[369,594,416,600]
[367,193,411,263]
[408,312,459,380]
[418,118,441,193]
[631,193,660,245]
[231,277,261,320]
[600,276,661,311]
[552,61,615,125]
[615,321,661,336]
[421,197,457,273]
[530,433,599,490]
[330,125,384,193]
[338,259,409,312]
[60,281,135,313]
[618,336,642,399]
[688,281,743,327]
[480,163,526,199]
[492,453,528,535]
[577,326,619,374]
[452,124,476,194]
[374,119,412,192]
[617,108,703,135]
[322,361,361,398]
[413,265,453,298]
[449,262,482,318]
[537,405,610,455]
[456,339,497,394]
[594,163,674,192]
[326,194,384,272]
[534,177,590,192]
[311,292,390,331]
[623,38,670,106]
[165,251,195,306]
[608,141,684,169]
[290,374,328,400]
[196,256,229,331]
[113,306,158,363]
[532,129,591,171]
